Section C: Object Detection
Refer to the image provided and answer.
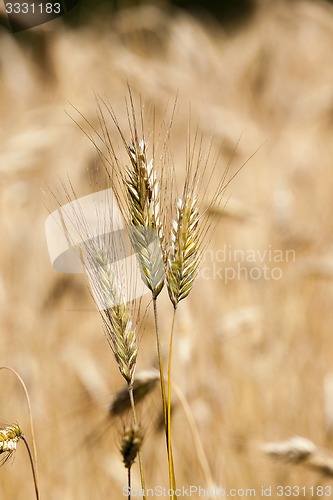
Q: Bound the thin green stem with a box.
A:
[128,383,146,500]
[152,297,167,425]
[167,307,177,500]
[153,298,177,500]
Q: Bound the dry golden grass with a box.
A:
[2,0,333,497]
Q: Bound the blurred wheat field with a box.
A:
[1,0,333,498]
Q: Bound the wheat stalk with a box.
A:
[103,92,178,498]
[83,237,147,495]
[164,128,230,500]
[64,93,245,500]
[81,232,147,494]
[124,131,177,498]
[51,182,147,495]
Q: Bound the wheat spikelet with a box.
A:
[126,138,165,299]
[92,91,168,299]
[0,423,22,463]
[104,304,137,384]
[83,236,138,384]
[167,194,200,307]
[264,437,316,463]
[121,423,143,470]
[84,236,127,309]
[54,184,139,385]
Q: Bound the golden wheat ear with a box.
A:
[126,138,165,299]
[167,194,200,308]
[0,423,40,498]
[0,423,22,464]
[84,92,167,299]
[77,234,138,385]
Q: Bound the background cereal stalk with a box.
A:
[264,437,333,478]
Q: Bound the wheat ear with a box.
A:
[264,437,333,477]
[167,194,200,308]
[83,238,138,385]
[126,138,165,299]
[0,423,22,461]
[121,423,144,500]
[121,423,144,470]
